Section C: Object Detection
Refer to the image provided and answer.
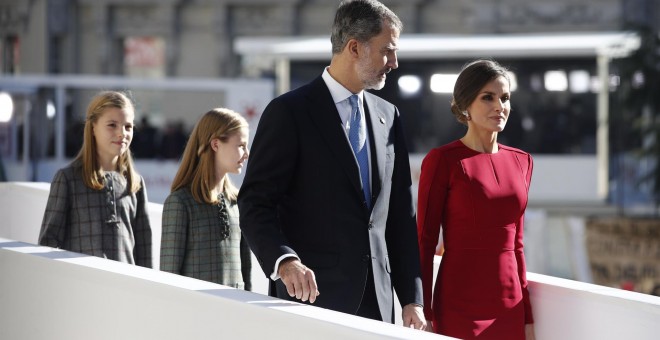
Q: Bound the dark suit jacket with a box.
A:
[238,75,422,323]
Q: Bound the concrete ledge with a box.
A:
[0,181,164,269]
[527,271,660,339]
[0,238,449,340]
[3,181,660,339]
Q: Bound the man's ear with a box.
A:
[347,39,360,58]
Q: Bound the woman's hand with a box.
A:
[424,319,434,333]
[525,324,536,340]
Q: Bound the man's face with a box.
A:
[356,24,399,90]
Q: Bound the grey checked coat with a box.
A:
[160,188,252,290]
[39,162,153,268]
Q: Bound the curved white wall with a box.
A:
[1,182,659,339]
[0,182,271,294]
[527,272,660,339]
[0,239,448,340]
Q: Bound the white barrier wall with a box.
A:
[2,182,660,340]
[2,239,659,340]
[0,182,164,269]
[527,272,660,340]
[0,181,270,295]
[0,239,448,340]
[0,182,51,244]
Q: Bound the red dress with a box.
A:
[417,140,534,339]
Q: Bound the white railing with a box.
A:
[0,238,450,340]
[1,182,659,339]
[527,271,660,339]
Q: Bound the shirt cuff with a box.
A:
[270,253,299,281]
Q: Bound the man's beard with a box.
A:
[357,48,389,90]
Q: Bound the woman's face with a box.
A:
[213,127,249,176]
[466,75,511,133]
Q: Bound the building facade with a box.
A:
[1,0,657,78]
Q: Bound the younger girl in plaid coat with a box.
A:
[160,108,252,290]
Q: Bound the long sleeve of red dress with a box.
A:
[417,147,448,320]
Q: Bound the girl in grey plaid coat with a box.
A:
[160,108,252,290]
[39,91,153,268]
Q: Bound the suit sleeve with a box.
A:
[240,232,253,291]
[385,106,423,307]
[133,176,153,268]
[417,149,449,320]
[238,97,299,278]
[160,192,188,274]
[39,169,69,248]
[516,153,534,324]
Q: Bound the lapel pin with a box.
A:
[379,116,385,124]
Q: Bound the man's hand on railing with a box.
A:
[278,258,320,303]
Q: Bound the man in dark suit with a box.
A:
[238,0,425,329]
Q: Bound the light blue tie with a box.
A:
[348,94,371,209]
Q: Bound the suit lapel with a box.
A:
[305,77,363,197]
[363,93,386,203]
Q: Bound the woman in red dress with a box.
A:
[417,59,536,340]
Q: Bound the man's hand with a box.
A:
[278,258,320,303]
[402,304,426,330]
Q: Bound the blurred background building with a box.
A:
[0,0,659,295]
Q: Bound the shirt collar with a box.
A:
[322,67,364,105]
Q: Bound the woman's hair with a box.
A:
[75,91,141,192]
[170,108,248,204]
[451,59,511,125]
[330,0,402,54]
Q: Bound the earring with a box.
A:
[462,111,471,120]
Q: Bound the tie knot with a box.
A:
[349,94,359,110]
